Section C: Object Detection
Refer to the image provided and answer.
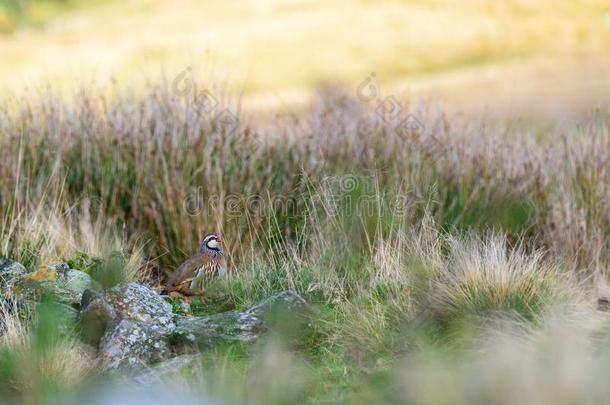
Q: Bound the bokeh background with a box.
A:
[2,0,610,119]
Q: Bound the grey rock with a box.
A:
[104,283,174,329]
[80,283,176,371]
[0,258,27,297]
[4,262,94,306]
[0,260,85,317]
[0,258,26,278]
[172,311,265,347]
[169,290,308,348]
[100,319,172,373]
[85,286,307,372]
[132,354,199,385]
[246,290,310,318]
[56,268,94,305]
[81,283,174,342]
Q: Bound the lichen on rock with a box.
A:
[80,282,176,372]
[168,290,310,349]
[0,258,27,298]
[99,319,172,372]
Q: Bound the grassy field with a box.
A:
[0,79,609,403]
[2,0,610,403]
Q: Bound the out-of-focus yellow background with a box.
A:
[1,0,610,118]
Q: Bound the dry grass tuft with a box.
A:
[0,301,94,401]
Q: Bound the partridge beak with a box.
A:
[217,236,223,243]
